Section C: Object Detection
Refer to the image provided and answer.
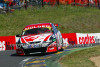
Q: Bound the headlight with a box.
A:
[42,41,49,47]
[16,43,27,48]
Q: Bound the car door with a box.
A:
[52,24,62,50]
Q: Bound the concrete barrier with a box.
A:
[0,33,100,51]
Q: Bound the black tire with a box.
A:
[23,49,29,56]
[56,40,59,52]
[25,53,30,56]
[60,39,64,51]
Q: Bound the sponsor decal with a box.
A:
[48,41,56,47]
[28,44,40,48]
[47,41,57,52]
[95,36,100,43]
[24,24,51,31]
[53,39,56,41]
[62,33,100,45]
[77,33,100,44]
[21,36,40,43]
[21,33,52,43]
[0,41,6,51]
[43,34,52,41]
[79,34,95,44]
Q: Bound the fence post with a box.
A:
[56,0,59,6]
[3,0,4,7]
[25,0,28,10]
[87,0,89,7]
[6,2,9,13]
[74,0,75,6]
[42,0,44,7]
[97,0,100,9]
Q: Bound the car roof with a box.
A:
[26,23,52,26]
[23,23,52,31]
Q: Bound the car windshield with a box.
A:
[22,27,52,35]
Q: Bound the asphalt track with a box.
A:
[0,50,49,67]
[0,48,81,67]
[0,49,67,67]
[0,47,87,67]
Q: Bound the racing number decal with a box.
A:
[0,41,6,51]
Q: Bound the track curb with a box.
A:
[45,47,91,67]
[22,47,91,67]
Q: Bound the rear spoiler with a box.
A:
[54,24,59,27]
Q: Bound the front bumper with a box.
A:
[16,41,57,55]
[16,47,47,55]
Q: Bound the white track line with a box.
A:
[18,57,32,67]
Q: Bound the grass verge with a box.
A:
[45,47,89,67]
[0,5,100,36]
[59,46,100,67]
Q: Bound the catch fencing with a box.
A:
[0,0,100,13]
[25,0,100,7]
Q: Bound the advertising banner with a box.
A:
[0,36,16,51]
[62,33,77,45]
[0,33,100,51]
[62,33,100,46]
[76,33,100,44]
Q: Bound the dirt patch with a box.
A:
[90,56,100,67]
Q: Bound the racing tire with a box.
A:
[25,53,30,56]
[23,50,30,56]
[56,40,59,53]
[60,39,64,51]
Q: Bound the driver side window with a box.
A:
[52,24,58,34]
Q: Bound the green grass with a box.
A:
[0,5,100,36]
[46,48,88,67]
[59,46,100,67]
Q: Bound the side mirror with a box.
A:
[16,34,20,37]
[54,24,59,27]
[52,30,55,34]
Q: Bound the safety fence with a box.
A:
[0,33,100,51]
[62,33,100,47]
[0,0,100,13]
[42,0,100,7]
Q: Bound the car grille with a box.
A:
[29,41,41,44]
[23,47,47,54]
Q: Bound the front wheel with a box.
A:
[56,40,59,52]
[60,39,64,51]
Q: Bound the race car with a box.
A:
[16,23,65,55]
